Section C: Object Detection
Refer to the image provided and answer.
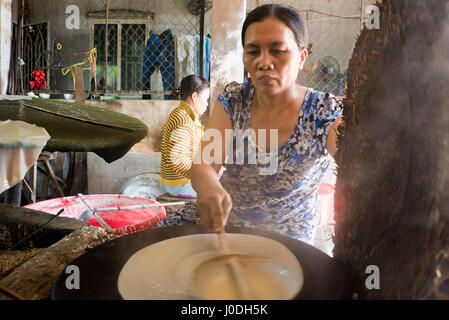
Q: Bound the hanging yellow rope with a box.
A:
[61,48,97,92]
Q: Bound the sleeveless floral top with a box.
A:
[216,81,343,244]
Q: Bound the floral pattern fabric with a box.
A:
[156,81,342,245]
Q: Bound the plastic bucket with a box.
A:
[317,182,335,225]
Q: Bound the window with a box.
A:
[23,22,49,91]
[90,20,149,92]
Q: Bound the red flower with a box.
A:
[30,69,47,91]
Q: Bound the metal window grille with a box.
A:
[18,0,206,99]
[91,21,147,91]
[247,0,376,97]
[19,0,375,99]
[87,0,204,98]
[22,22,49,92]
[121,23,148,91]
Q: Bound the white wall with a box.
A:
[246,0,377,74]
[0,0,12,95]
[84,99,179,153]
[87,151,161,195]
[209,0,246,107]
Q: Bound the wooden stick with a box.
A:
[43,159,65,198]
[74,67,84,103]
[90,202,186,213]
[217,233,253,300]
[154,201,186,207]
[0,284,25,300]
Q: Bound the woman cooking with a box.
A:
[159,4,343,245]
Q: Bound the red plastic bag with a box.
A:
[29,69,47,91]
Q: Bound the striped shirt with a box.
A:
[160,101,203,187]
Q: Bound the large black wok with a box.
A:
[51,225,349,300]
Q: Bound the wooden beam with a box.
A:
[74,68,84,103]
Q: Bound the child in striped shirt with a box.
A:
[160,75,210,198]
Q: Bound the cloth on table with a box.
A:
[0,120,50,193]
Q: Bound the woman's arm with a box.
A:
[191,100,233,232]
[326,116,342,157]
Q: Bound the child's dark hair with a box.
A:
[173,75,209,100]
[242,4,308,50]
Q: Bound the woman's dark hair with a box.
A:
[242,4,308,50]
[173,75,209,100]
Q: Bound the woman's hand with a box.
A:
[196,183,232,233]
[191,100,233,232]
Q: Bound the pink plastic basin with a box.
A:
[25,194,166,236]
[317,182,335,222]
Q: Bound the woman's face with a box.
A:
[243,17,307,96]
[192,88,210,115]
